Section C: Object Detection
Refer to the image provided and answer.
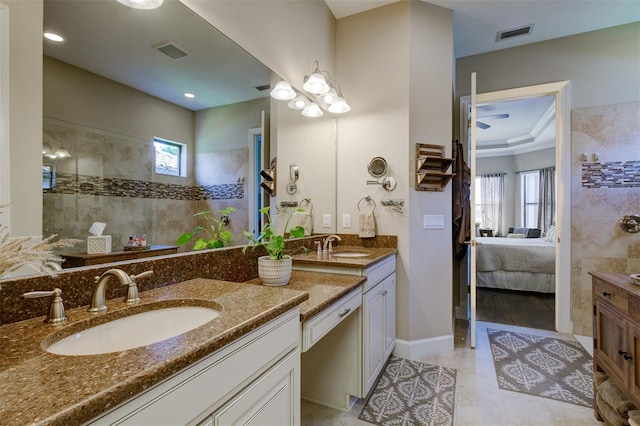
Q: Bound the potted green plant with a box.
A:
[176,207,236,250]
[242,206,307,286]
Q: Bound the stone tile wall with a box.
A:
[571,101,640,336]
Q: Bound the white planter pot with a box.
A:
[257,255,292,286]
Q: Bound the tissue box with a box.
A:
[87,235,112,254]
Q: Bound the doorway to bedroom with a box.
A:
[462,79,571,343]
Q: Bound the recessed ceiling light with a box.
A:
[44,32,64,42]
[184,93,195,99]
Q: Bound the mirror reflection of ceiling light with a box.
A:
[44,32,64,42]
[184,92,195,98]
[116,0,164,10]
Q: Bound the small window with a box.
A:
[154,138,186,177]
[42,164,56,190]
[520,170,539,228]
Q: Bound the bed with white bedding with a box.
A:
[476,236,556,293]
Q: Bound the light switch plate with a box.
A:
[342,214,351,228]
[423,214,445,229]
[323,214,331,228]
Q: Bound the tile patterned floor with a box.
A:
[301,321,601,425]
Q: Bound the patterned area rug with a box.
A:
[487,328,593,407]
[359,355,457,426]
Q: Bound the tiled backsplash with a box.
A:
[46,172,244,200]
[582,161,640,188]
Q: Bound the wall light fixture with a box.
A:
[270,60,350,118]
[117,0,164,10]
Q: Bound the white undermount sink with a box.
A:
[330,250,373,258]
[45,306,221,356]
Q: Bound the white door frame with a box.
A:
[248,127,262,238]
[461,80,572,336]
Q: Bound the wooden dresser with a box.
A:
[590,271,640,420]
[61,245,179,268]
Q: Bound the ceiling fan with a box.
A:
[476,113,509,129]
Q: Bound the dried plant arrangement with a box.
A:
[0,206,80,278]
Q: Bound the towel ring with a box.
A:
[358,196,376,213]
[300,197,313,213]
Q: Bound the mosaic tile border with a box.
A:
[44,172,244,200]
[582,161,640,188]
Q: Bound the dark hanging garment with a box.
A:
[452,141,471,261]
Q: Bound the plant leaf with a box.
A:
[290,226,305,238]
[193,239,208,250]
[219,230,232,242]
[176,232,193,245]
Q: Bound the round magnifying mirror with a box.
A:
[368,157,388,178]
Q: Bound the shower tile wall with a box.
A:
[571,101,640,336]
[43,118,248,253]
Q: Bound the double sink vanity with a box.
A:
[0,240,396,425]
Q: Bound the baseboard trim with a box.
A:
[392,334,454,360]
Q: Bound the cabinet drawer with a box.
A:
[302,287,362,352]
[595,279,628,314]
[364,255,396,293]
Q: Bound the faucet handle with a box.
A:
[22,288,67,323]
[125,270,154,304]
[132,270,154,281]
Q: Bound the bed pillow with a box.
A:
[507,233,525,238]
[546,225,557,243]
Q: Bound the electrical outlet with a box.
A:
[342,214,351,228]
[323,214,331,228]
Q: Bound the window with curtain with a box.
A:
[519,167,556,233]
[476,173,505,236]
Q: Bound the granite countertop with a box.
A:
[292,246,397,270]
[0,278,308,426]
[247,270,366,321]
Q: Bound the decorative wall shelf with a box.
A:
[260,157,277,196]
[415,143,454,192]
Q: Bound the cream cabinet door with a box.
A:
[383,273,396,360]
[208,349,300,426]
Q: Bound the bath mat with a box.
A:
[358,355,456,426]
[487,328,593,407]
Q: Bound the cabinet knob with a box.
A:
[602,291,611,297]
[382,290,388,296]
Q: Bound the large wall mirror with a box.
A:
[38,0,337,274]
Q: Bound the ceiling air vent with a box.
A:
[154,40,190,60]
[496,24,534,42]
[254,84,271,92]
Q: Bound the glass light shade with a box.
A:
[288,94,309,110]
[270,81,296,100]
[317,88,338,105]
[42,144,52,155]
[303,73,330,94]
[301,102,323,118]
[54,148,71,158]
[117,0,164,9]
[328,97,351,114]
[44,32,64,42]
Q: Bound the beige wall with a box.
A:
[180,0,336,90]
[44,56,194,153]
[6,0,42,237]
[337,1,454,352]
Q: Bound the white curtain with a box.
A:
[480,173,504,236]
[537,167,556,233]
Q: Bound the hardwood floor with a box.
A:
[476,287,555,331]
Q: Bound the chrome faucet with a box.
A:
[323,234,342,253]
[88,269,153,312]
